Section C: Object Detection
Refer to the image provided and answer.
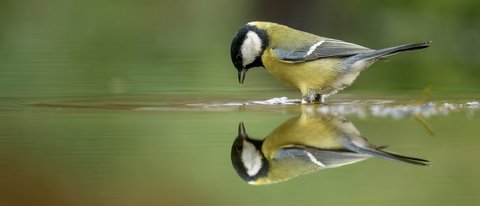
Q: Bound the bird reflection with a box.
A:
[231,110,429,185]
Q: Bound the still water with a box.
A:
[2,0,480,205]
[1,95,479,206]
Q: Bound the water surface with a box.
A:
[1,95,479,206]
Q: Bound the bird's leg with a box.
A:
[301,96,312,104]
[314,94,326,104]
[301,92,315,104]
[301,91,326,104]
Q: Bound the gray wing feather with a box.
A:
[275,146,369,168]
[274,39,372,62]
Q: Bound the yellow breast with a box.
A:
[261,49,342,95]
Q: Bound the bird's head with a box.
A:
[231,122,269,184]
[230,22,269,84]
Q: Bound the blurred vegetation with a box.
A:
[0,0,479,98]
[1,2,480,206]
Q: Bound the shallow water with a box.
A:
[1,95,480,206]
[2,0,480,204]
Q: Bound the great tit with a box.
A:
[230,21,430,103]
[231,111,429,185]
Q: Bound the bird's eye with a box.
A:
[236,54,241,60]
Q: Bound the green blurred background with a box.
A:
[1,0,479,98]
[1,1,480,206]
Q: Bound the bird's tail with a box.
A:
[344,140,430,166]
[356,146,430,166]
[357,41,431,61]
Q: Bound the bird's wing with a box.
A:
[273,39,372,63]
[275,145,369,168]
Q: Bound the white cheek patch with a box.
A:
[240,31,263,67]
[241,140,263,177]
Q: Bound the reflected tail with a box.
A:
[357,147,430,166]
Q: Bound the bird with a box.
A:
[230,21,430,104]
[231,111,429,185]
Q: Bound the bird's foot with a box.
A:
[301,94,314,104]
[301,94,326,104]
[314,94,326,104]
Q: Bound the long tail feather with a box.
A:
[344,141,430,166]
[359,41,431,61]
[357,147,430,166]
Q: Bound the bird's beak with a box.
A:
[238,69,246,85]
[238,122,247,138]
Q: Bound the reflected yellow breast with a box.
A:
[261,115,344,159]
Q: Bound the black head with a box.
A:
[230,23,269,84]
[230,122,269,183]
